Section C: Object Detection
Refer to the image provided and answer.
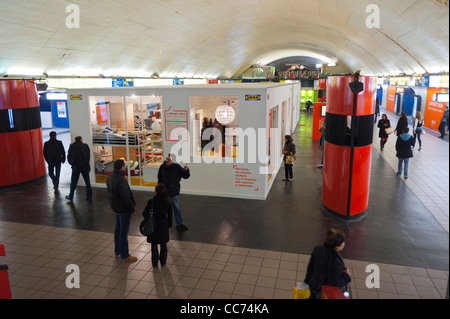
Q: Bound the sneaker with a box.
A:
[288,178,294,182]
[404,176,408,179]
[396,172,401,176]
[65,195,73,201]
[418,147,421,151]
[176,224,189,232]
[316,164,323,168]
[122,256,137,262]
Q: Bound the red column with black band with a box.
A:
[0,80,46,187]
[321,74,376,218]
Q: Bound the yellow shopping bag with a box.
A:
[293,284,311,299]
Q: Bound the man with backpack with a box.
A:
[66,136,92,201]
[43,131,66,191]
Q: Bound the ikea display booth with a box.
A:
[66,83,301,200]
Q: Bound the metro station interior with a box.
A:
[0,0,448,302]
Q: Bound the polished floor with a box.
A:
[0,109,448,299]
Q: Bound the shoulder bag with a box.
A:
[140,200,155,237]
[285,152,295,165]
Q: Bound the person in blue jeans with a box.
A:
[395,127,415,179]
[158,154,190,232]
[106,159,137,262]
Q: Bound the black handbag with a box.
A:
[140,201,155,237]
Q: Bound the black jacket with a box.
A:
[377,118,391,138]
[67,141,90,172]
[157,162,190,197]
[304,244,351,297]
[142,194,173,244]
[43,138,65,164]
[395,117,408,137]
[395,133,415,158]
[283,141,296,162]
[106,170,135,214]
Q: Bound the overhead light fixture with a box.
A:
[46,92,67,100]
[215,100,236,125]
[328,62,336,67]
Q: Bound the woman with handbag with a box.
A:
[377,114,391,151]
[142,184,173,267]
[282,135,296,181]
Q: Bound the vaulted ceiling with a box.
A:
[0,0,448,79]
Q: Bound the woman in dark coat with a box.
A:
[282,135,296,181]
[142,184,173,267]
[395,113,408,137]
[304,228,351,299]
[377,114,391,151]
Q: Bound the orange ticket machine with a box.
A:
[321,74,376,218]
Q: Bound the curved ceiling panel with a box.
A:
[0,0,448,78]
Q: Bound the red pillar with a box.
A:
[321,74,376,218]
[0,80,46,187]
[0,244,12,299]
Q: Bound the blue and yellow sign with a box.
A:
[70,94,83,100]
[245,94,261,101]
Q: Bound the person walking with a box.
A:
[66,136,92,201]
[282,135,296,181]
[374,97,380,123]
[396,127,415,180]
[43,131,66,191]
[438,106,449,138]
[413,111,424,151]
[316,122,325,168]
[304,228,351,299]
[107,159,137,262]
[377,114,391,151]
[157,154,190,232]
[142,184,173,267]
[395,113,408,137]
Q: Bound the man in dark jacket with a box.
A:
[438,106,449,138]
[43,131,65,191]
[157,154,190,232]
[396,127,415,179]
[66,136,92,201]
[305,228,351,299]
[107,159,137,262]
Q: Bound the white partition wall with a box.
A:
[67,82,300,200]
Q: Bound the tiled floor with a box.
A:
[375,110,449,232]
[0,109,448,299]
[1,221,448,300]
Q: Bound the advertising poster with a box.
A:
[424,87,449,131]
[57,101,67,118]
[386,85,397,113]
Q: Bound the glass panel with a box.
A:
[89,96,131,184]
[135,95,163,187]
[190,96,239,159]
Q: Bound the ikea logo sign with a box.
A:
[245,94,261,101]
[70,94,83,101]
